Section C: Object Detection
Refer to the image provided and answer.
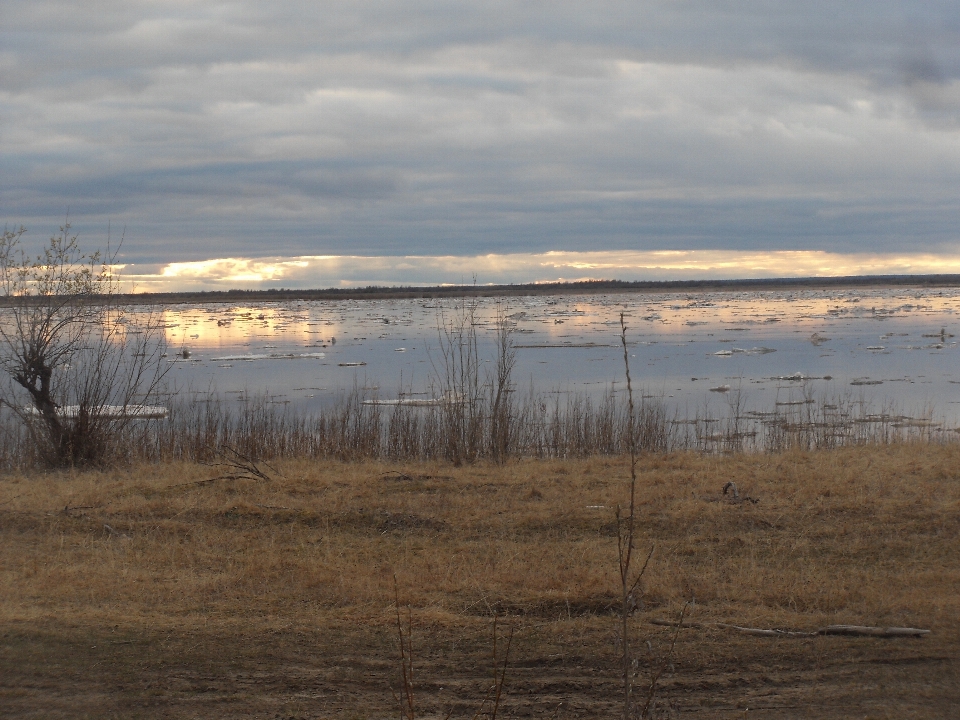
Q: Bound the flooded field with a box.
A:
[155,285,960,431]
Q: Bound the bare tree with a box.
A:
[0,222,168,467]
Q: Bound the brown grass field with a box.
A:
[2,443,959,718]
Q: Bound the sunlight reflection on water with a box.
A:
[151,287,960,427]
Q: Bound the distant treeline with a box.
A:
[3,275,957,308]
[113,274,960,305]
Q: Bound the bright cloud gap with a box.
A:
[122,250,960,293]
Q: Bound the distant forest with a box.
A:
[116,274,960,305]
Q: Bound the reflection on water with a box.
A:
[151,287,960,427]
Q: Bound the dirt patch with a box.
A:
[2,619,956,718]
[2,446,959,717]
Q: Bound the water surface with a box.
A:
[155,286,960,427]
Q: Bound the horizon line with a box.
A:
[104,273,960,303]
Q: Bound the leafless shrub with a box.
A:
[487,300,517,464]
[0,223,168,467]
[203,445,280,482]
[431,297,485,465]
[391,577,513,720]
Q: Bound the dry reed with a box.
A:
[0,384,952,470]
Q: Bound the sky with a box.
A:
[3,1,960,290]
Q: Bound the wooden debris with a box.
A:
[702,482,760,505]
[60,504,100,516]
[817,625,931,638]
[649,618,930,638]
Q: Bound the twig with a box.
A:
[392,576,416,720]
[61,503,100,515]
[491,617,514,720]
[0,494,22,507]
[618,313,636,716]
[164,445,282,490]
[203,445,281,482]
[618,313,656,718]
[627,545,656,612]
[469,613,514,720]
[640,601,689,718]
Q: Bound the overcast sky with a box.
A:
[3,2,960,288]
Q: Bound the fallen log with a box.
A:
[817,625,930,638]
[649,619,930,638]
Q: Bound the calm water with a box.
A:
[155,287,960,427]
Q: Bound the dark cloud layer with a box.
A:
[2,1,960,267]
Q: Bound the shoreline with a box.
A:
[111,273,960,305]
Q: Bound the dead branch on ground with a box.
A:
[649,619,930,638]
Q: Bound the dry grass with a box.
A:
[2,443,959,717]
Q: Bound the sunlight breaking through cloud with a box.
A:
[124,250,960,292]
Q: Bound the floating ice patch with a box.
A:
[732,347,777,355]
[362,397,445,406]
[25,404,168,419]
[210,352,326,361]
[515,342,613,349]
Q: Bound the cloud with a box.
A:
[123,249,960,292]
[2,2,960,277]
